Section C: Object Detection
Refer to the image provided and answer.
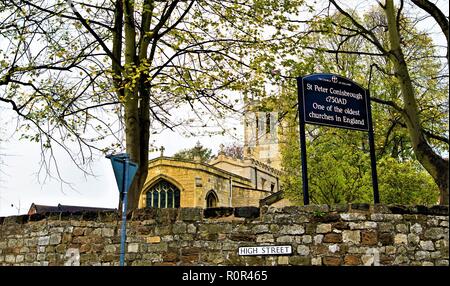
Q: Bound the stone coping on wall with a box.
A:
[0,204,447,225]
[0,203,448,266]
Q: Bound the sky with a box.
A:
[0,0,448,217]
[0,105,241,216]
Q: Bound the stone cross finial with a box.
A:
[159,146,165,157]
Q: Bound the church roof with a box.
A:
[148,156,253,184]
[259,191,284,206]
[28,203,116,215]
[209,154,283,176]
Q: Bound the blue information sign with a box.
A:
[107,153,138,194]
[297,73,379,206]
[301,74,369,131]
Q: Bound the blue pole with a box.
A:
[119,156,129,266]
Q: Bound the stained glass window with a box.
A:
[174,189,180,208]
[146,194,152,208]
[167,190,174,208]
[146,180,180,208]
[153,190,159,208]
[160,190,166,208]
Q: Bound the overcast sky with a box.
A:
[0,0,448,217]
[0,105,241,216]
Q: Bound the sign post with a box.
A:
[297,78,310,206]
[297,74,379,204]
[106,153,138,266]
[366,91,380,203]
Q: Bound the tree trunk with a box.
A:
[118,0,154,211]
[133,0,153,211]
[385,0,449,205]
[123,0,142,210]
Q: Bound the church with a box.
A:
[137,111,292,209]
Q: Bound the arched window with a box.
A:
[174,189,180,208]
[153,191,159,208]
[167,190,173,208]
[206,191,218,208]
[146,180,180,208]
[160,190,167,208]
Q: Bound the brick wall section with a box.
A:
[0,204,448,266]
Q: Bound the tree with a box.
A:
[260,1,448,205]
[275,81,440,205]
[221,142,244,160]
[2,0,446,208]
[384,0,448,204]
[251,3,444,205]
[1,0,302,210]
[377,157,439,205]
[323,0,448,204]
[173,141,212,163]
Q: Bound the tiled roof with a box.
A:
[29,203,116,214]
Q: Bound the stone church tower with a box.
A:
[243,101,282,170]
[138,95,287,210]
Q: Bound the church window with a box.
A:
[206,191,218,208]
[167,190,173,208]
[146,194,152,208]
[271,183,275,192]
[146,180,180,208]
[160,190,166,208]
[153,191,159,208]
[174,189,180,208]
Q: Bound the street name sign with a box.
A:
[238,245,292,256]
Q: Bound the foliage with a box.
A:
[306,129,373,205]
[221,142,244,160]
[173,141,213,163]
[254,1,447,206]
[0,0,303,208]
[279,107,440,205]
[269,32,442,205]
[0,0,447,207]
[377,157,439,205]
[313,210,326,217]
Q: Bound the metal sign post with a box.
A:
[296,73,379,205]
[106,153,138,266]
[119,155,129,266]
[297,77,310,206]
[366,91,380,203]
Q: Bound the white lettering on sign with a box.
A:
[301,74,369,131]
[238,245,292,256]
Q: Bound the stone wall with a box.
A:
[0,204,448,266]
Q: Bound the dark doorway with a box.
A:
[206,191,218,208]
